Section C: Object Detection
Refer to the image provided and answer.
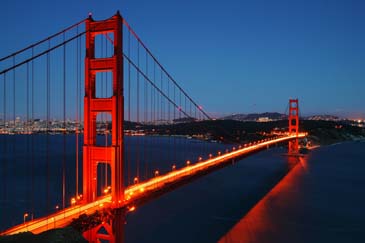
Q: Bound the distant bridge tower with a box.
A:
[288,99,299,153]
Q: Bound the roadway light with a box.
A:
[55,205,59,211]
[71,197,76,206]
[133,177,139,184]
[186,160,191,166]
[23,213,29,225]
[172,164,176,170]
[128,206,136,212]
[209,154,212,158]
[154,170,159,177]
[218,151,221,155]
[198,157,202,161]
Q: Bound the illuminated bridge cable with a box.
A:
[12,57,17,224]
[31,47,35,219]
[2,73,7,227]
[0,32,86,75]
[144,51,148,180]
[26,62,30,217]
[75,25,79,198]
[123,54,193,119]
[137,41,140,180]
[127,28,131,186]
[46,39,51,226]
[62,32,66,210]
[123,19,211,120]
[0,19,86,62]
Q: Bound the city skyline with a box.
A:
[1,0,364,118]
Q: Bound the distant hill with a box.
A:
[222,112,287,121]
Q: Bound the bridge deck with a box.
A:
[1,134,306,236]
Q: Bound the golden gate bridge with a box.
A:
[0,11,305,242]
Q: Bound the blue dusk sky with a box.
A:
[1,0,364,118]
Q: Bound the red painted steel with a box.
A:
[83,12,124,206]
[83,11,125,243]
[288,99,299,153]
[83,221,115,243]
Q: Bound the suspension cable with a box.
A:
[123,19,211,120]
[0,19,86,62]
[123,54,193,119]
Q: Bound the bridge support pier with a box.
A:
[82,209,125,243]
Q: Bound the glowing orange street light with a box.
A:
[155,170,159,177]
[186,160,191,166]
[209,154,212,158]
[198,157,202,161]
[55,205,59,211]
[133,177,139,184]
[128,206,136,212]
[71,197,76,206]
[23,213,29,224]
[172,164,176,170]
[218,151,221,155]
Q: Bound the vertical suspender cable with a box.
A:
[62,33,66,210]
[167,77,171,166]
[75,26,79,198]
[127,29,131,185]
[26,62,30,215]
[136,42,140,180]
[11,57,16,227]
[173,84,176,165]
[160,70,162,122]
[2,73,7,226]
[46,39,50,226]
[12,58,16,216]
[144,51,148,180]
[152,61,156,178]
[159,69,163,168]
[31,47,35,220]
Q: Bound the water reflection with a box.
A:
[218,155,308,243]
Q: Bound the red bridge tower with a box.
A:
[288,98,299,153]
[83,12,124,206]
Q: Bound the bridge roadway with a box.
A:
[1,134,306,236]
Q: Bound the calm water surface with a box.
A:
[1,135,364,243]
[125,141,365,243]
